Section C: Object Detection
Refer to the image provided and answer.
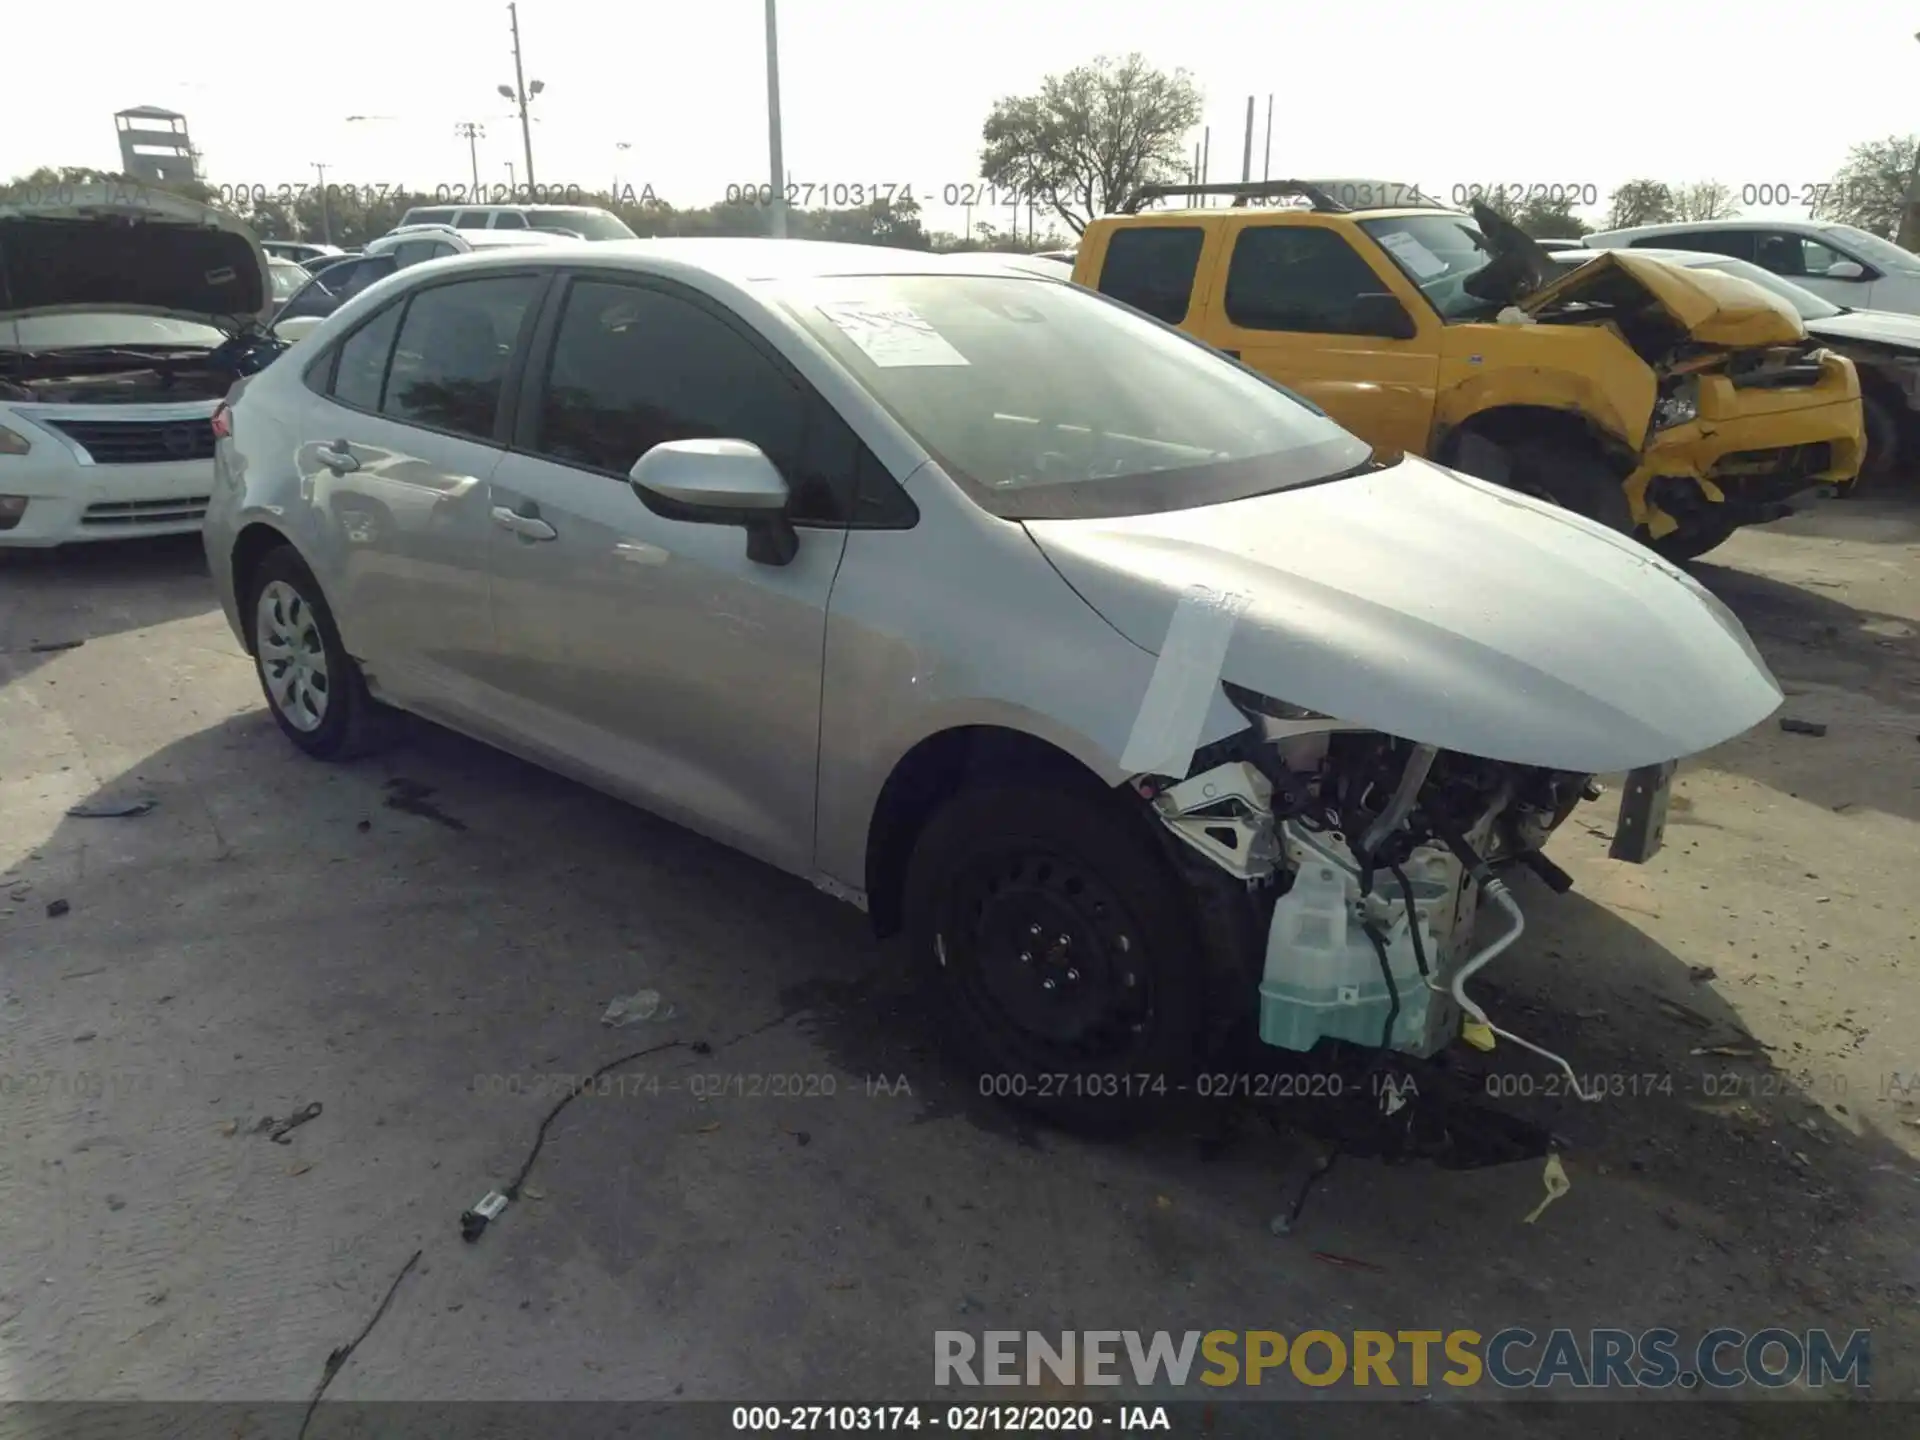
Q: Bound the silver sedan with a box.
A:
[203,239,1780,1126]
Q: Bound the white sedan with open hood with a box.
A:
[203,241,1782,1129]
[0,183,275,546]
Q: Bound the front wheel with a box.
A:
[1452,434,1633,532]
[902,783,1208,1133]
[1646,512,1739,564]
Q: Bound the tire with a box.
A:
[1646,513,1740,564]
[902,783,1208,1135]
[1848,393,1899,496]
[1453,434,1633,532]
[244,545,393,759]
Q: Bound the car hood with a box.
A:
[1024,456,1783,775]
[0,183,272,330]
[1518,250,1806,350]
[1804,307,1920,351]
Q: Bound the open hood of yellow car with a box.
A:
[1519,250,1806,349]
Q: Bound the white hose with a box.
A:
[1432,877,1605,1103]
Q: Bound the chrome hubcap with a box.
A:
[256,580,330,732]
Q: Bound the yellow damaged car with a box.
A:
[1073,184,1863,560]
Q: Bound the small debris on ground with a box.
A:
[601,988,664,1027]
[1656,997,1714,1031]
[287,1161,313,1177]
[45,899,69,919]
[383,777,467,831]
[1312,1251,1386,1273]
[697,1120,722,1134]
[1523,1152,1571,1225]
[793,1131,812,1147]
[1778,718,1828,737]
[106,1195,126,1211]
[66,797,157,819]
[1688,965,1718,984]
[25,638,85,654]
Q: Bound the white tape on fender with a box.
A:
[1119,584,1251,778]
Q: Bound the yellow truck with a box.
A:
[1071,182,1864,560]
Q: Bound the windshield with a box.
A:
[1356,214,1494,319]
[525,209,635,240]
[0,313,227,351]
[777,274,1371,521]
[1822,225,1920,275]
[1689,257,1843,320]
[269,264,307,302]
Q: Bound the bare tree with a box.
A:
[980,54,1202,236]
[1812,134,1920,241]
[1671,181,1741,222]
[1605,179,1676,231]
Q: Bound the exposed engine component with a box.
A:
[1150,761,1279,881]
[1141,698,1604,1090]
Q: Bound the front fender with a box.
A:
[1433,337,1656,457]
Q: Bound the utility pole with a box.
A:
[1201,128,1211,205]
[1263,95,1273,183]
[312,162,333,244]
[1241,96,1254,183]
[764,0,787,238]
[454,122,485,197]
[1901,33,1920,250]
[500,3,541,196]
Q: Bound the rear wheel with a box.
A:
[245,546,393,759]
[1453,434,1633,532]
[903,783,1207,1134]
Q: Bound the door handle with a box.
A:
[316,441,359,473]
[491,505,557,541]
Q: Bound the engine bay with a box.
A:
[1138,687,1607,1093]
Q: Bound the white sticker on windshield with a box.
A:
[816,301,970,368]
[1377,230,1448,280]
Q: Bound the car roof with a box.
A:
[1592,218,1831,238]
[1105,204,1461,223]
[362,237,1075,284]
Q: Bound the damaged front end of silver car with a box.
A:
[1135,681,1678,1104]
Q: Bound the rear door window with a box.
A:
[450,210,490,230]
[330,304,404,411]
[491,210,529,229]
[390,241,440,268]
[1096,226,1206,324]
[380,274,544,441]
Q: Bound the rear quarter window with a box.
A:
[1096,226,1206,325]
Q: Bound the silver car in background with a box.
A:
[203,239,1781,1126]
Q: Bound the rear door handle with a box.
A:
[491,505,556,541]
[317,441,359,473]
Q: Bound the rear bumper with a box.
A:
[1625,355,1864,535]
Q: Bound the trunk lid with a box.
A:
[1025,455,1782,775]
[0,183,272,331]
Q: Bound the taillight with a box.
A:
[210,403,233,441]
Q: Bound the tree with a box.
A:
[1477,188,1589,240]
[1812,133,1920,241]
[979,53,1202,235]
[1605,179,1676,231]
[1671,180,1740,222]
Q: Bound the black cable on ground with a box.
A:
[296,1247,422,1440]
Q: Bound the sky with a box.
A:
[7,1,1919,238]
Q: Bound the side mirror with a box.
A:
[628,438,797,566]
[272,315,325,345]
[1352,291,1418,340]
[1824,259,1867,281]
